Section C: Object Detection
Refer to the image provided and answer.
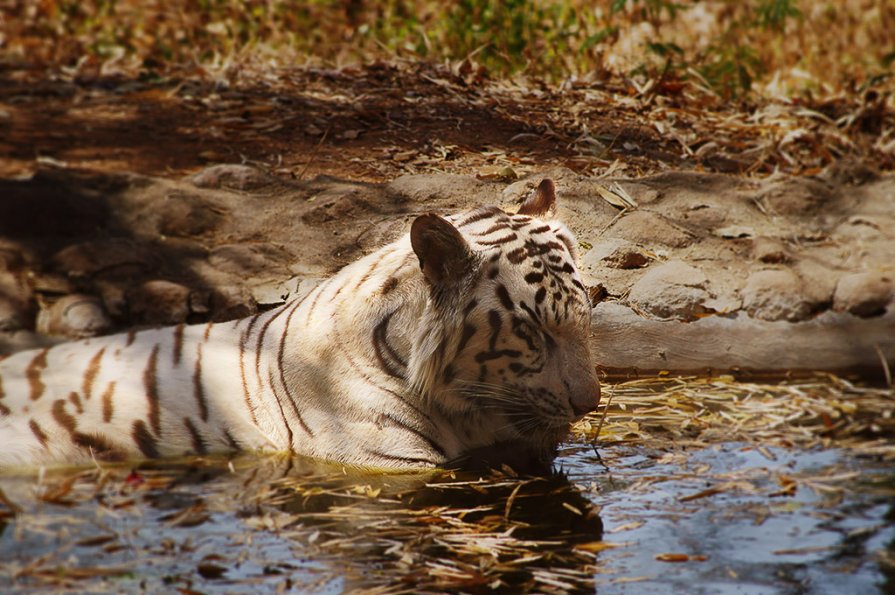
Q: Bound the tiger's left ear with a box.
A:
[518,178,556,217]
[411,214,474,286]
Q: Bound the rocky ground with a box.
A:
[1,63,893,378]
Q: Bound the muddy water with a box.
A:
[0,440,893,592]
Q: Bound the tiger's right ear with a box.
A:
[410,214,473,286]
[518,178,556,217]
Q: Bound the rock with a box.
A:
[0,270,33,331]
[0,240,28,272]
[741,269,817,322]
[757,177,836,215]
[301,190,376,226]
[157,191,225,237]
[250,276,303,306]
[751,237,790,264]
[189,290,211,315]
[30,273,73,295]
[608,211,695,248]
[582,239,650,270]
[128,280,191,325]
[792,260,837,308]
[627,260,712,321]
[209,243,293,277]
[36,294,112,339]
[187,164,280,191]
[96,281,128,318]
[833,272,893,317]
[715,225,754,239]
[52,239,153,280]
[211,286,257,322]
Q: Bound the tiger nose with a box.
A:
[570,381,601,417]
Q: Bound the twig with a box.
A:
[298,127,330,181]
[874,343,893,388]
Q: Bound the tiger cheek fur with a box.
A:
[0,178,600,470]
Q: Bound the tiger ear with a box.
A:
[410,214,473,286]
[518,178,556,217]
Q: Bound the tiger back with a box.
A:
[0,179,601,469]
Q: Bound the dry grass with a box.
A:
[579,374,895,459]
[2,1,893,99]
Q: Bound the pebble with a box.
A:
[187,164,279,191]
[751,237,790,264]
[583,239,649,270]
[211,286,257,322]
[52,239,152,279]
[0,270,33,331]
[157,191,224,237]
[833,272,893,317]
[627,260,711,321]
[757,177,836,215]
[128,280,191,325]
[741,269,815,322]
[36,294,111,339]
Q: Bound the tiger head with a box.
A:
[408,179,601,460]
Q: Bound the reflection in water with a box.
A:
[248,454,605,592]
[2,443,893,593]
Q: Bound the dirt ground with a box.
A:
[1,63,893,377]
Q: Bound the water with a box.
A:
[1,440,893,593]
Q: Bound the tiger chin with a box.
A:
[0,179,600,471]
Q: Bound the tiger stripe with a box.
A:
[173,323,185,366]
[82,347,105,400]
[222,429,240,451]
[238,313,262,425]
[144,345,161,435]
[304,277,334,325]
[193,343,209,422]
[255,306,289,395]
[52,399,77,434]
[456,206,502,228]
[68,391,83,414]
[372,311,407,379]
[381,277,399,294]
[26,348,49,400]
[267,368,294,448]
[183,417,207,455]
[132,420,159,458]
[495,284,514,310]
[101,382,116,422]
[0,376,7,416]
[478,233,518,246]
[275,296,314,437]
[336,320,430,421]
[382,412,447,459]
[72,432,123,461]
[29,419,48,447]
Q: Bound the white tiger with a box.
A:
[0,179,600,469]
